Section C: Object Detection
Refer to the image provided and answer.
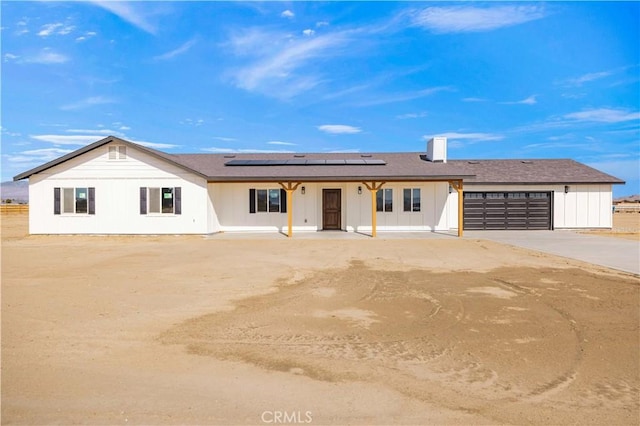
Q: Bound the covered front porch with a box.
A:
[207,180,465,237]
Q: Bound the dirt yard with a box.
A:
[2,212,638,425]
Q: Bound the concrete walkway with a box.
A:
[465,230,640,275]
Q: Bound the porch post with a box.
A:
[449,180,464,237]
[362,182,385,237]
[278,182,302,237]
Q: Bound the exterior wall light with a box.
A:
[301,186,306,195]
[564,185,570,194]
[358,186,362,195]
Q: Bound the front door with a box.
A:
[322,189,341,230]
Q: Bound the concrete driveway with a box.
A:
[465,230,640,275]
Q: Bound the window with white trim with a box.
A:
[54,187,95,215]
[403,188,421,212]
[139,187,181,215]
[376,188,393,212]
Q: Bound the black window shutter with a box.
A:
[249,189,256,213]
[140,187,147,215]
[54,187,61,215]
[174,187,181,215]
[280,189,287,213]
[88,187,95,215]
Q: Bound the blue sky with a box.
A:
[2,1,639,195]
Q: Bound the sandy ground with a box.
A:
[2,212,639,425]
[582,213,640,240]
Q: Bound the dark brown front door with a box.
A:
[323,189,341,230]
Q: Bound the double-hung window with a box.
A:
[249,188,287,213]
[403,188,421,212]
[140,187,182,215]
[54,187,95,215]
[376,188,393,212]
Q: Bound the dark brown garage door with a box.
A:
[463,192,552,230]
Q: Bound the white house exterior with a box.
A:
[14,136,624,235]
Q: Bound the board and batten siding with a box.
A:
[208,181,451,232]
[446,184,613,229]
[28,143,209,234]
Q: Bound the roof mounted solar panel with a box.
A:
[286,159,307,165]
[225,158,387,166]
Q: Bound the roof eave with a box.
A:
[466,180,626,185]
[206,174,475,183]
[13,136,207,181]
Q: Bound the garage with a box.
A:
[463,192,552,230]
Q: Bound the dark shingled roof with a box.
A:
[448,159,624,185]
[171,152,473,182]
[13,136,624,185]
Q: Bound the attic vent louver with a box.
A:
[521,160,533,164]
[360,154,372,158]
[467,161,480,164]
[224,155,236,158]
[294,154,306,158]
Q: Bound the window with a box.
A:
[464,193,484,199]
[139,187,181,215]
[249,189,287,214]
[403,188,421,212]
[376,188,393,212]
[54,187,95,215]
[109,145,127,160]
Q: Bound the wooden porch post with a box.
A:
[362,182,385,237]
[278,182,302,237]
[449,180,464,237]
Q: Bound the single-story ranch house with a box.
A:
[14,136,624,236]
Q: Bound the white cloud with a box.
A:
[30,134,103,145]
[410,5,545,33]
[316,21,329,27]
[38,23,62,36]
[317,125,362,135]
[131,140,179,150]
[302,29,315,36]
[564,108,640,123]
[119,126,131,131]
[5,147,74,165]
[180,118,204,126]
[354,86,453,107]
[65,128,121,135]
[229,29,348,98]
[267,141,297,146]
[396,112,428,120]
[38,22,75,37]
[4,53,19,62]
[502,95,537,105]
[564,71,613,87]
[462,97,488,102]
[90,1,157,34]
[212,136,237,142]
[25,49,69,65]
[281,10,294,19]
[60,96,116,111]
[76,31,97,42]
[15,19,29,36]
[431,132,504,142]
[154,38,197,61]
